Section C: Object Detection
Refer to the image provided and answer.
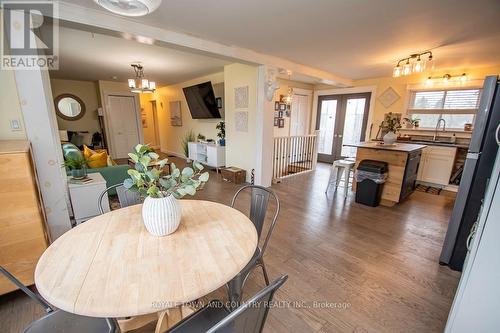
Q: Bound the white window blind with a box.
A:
[408,88,481,114]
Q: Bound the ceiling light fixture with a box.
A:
[128,64,156,93]
[94,0,162,17]
[425,73,467,86]
[392,51,433,77]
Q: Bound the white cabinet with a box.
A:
[417,146,457,185]
[188,142,225,169]
[68,173,110,224]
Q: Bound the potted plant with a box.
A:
[216,121,225,146]
[181,129,196,162]
[63,156,89,179]
[403,115,420,129]
[197,133,206,142]
[124,144,209,236]
[380,112,401,145]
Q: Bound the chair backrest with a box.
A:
[231,185,280,254]
[98,183,141,214]
[0,266,53,313]
[207,275,288,333]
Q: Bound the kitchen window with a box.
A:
[407,88,482,129]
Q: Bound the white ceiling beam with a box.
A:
[55,1,352,87]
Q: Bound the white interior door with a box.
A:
[290,94,309,136]
[107,95,141,158]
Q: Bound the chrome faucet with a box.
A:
[433,118,446,141]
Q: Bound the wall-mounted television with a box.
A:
[183,81,221,119]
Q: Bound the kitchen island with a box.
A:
[347,142,427,206]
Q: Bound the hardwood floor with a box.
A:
[0,159,460,333]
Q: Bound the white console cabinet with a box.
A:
[188,142,225,170]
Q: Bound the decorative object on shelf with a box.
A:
[235,111,248,132]
[62,155,89,180]
[124,144,209,236]
[169,101,182,126]
[403,115,420,129]
[128,63,156,93]
[274,101,280,110]
[234,86,249,109]
[265,68,280,101]
[181,129,196,161]
[94,0,162,17]
[197,133,206,142]
[392,51,433,77]
[380,112,402,145]
[54,94,86,121]
[216,121,225,146]
[378,87,400,108]
[216,97,223,109]
[278,118,285,128]
[425,73,467,86]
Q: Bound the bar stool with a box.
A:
[325,159,356,197]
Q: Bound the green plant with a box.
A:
[216,121,225,139]
[62,156,88,170]
[197,133,206,141]
[124,144,209,199]
[403,115,420,126]
[181,129,196,158]
[381,112,402,133]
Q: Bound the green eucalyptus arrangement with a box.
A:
[381,112,402,133]
[124,144,209,199]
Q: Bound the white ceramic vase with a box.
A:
[383,131,397,145]
[142,195,182,236]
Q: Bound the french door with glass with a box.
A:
[315,93,371,163]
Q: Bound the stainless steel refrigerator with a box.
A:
[440,75,500,271]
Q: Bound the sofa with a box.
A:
[62,143,130,195]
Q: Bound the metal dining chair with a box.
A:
[227,185,280,305]
[167,275,288,333]
[98,183,141,214]
[0,266,118,333]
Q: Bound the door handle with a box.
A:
[338,134,343,138]
[466,221,479,252]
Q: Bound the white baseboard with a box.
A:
[160,149,186,159]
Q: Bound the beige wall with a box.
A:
[224,63,259,181]
[273,78,314,137]
[353,65,500,139]
[142,72,225,156]
[50,79,101,135]
[0,69,26,140]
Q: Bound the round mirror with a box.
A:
[55,94,85,120]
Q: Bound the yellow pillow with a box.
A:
[83,145,108,168]
[87,151,108,168]
[83,145,96,159]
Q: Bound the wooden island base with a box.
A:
[350,142,426,206]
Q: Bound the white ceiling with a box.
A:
[47,25,232,86]
[60,0,500,80]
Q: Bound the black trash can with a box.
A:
[355,160,388,207]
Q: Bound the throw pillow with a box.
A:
[83,145,108,168]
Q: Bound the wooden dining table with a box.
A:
[35,200,258,332]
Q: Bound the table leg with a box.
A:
[155,306,194,333]
[117,313,158,332]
